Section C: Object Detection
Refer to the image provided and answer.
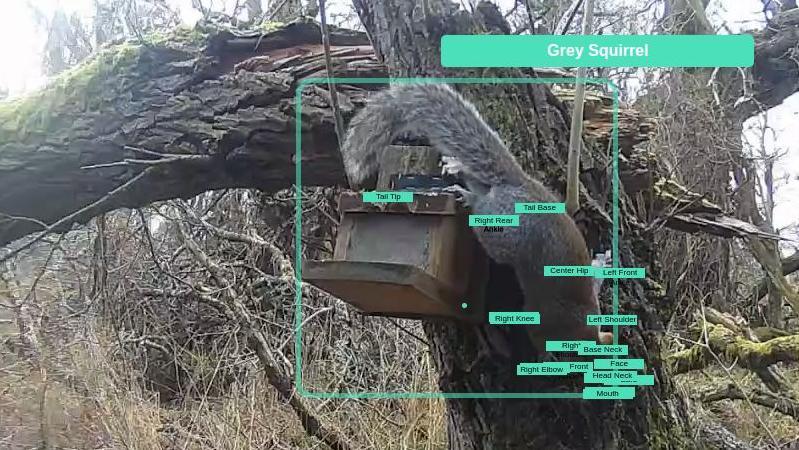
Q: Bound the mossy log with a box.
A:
[668,323,799,374]
[3,10,795,248]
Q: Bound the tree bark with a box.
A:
[352,1,695,448]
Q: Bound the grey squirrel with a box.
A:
[341,84,613,353]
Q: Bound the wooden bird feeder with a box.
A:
[303,145,488,321]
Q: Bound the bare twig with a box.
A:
[318,0,346,155]
[81,153,212,170]
[0,168,153,265]
[565,0,594,215]
[555,0,584,34]
[174,220,352,450]
[703,383,799,420]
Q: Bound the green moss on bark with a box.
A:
[0,25,208,143]
[0,43,141,141]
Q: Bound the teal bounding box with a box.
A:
[441,35,754,68]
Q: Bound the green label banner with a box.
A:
[515,202,566,214]
[517,362,592,376]
[441,35,754,68]
[594,358,645,370]
[579,344,629,356]
[469,215,520,227]
[583,387,636,400]
[362,191,413,203]
[587,315,638,326]
[489,311,540,325]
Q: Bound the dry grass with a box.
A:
[676,365,799,449]
[6,190,795,450]
[0,190,450,449]
[0,362,108,449]
[1,317,447,449]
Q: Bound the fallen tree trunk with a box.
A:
[0,23,363,247]
[4,8,797,249]
[668,324,799,374]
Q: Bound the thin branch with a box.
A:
[318,0,346,158]
[0,168,153,265]
[265,0,292,21]
[174,224,352,450]
[703,383,799,420]
[556,0,584,35]
[81,153,212,170]
[565,0,594,215]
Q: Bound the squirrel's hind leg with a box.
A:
[442,184,478,207]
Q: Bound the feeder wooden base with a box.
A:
[303,260,481,320]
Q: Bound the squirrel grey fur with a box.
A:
[342,84,612,351]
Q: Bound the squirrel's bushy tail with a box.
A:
[341,84,528,190]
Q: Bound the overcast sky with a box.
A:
[0,0,795,244]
